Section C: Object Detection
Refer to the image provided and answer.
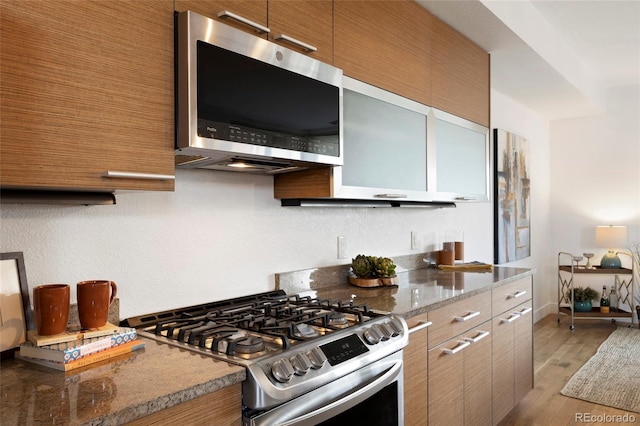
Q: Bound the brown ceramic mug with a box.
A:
[33,284,70,336]
[77,280,117,330]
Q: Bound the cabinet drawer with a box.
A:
[427,291,491,349]
[492,277,532,316]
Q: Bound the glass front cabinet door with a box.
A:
[428,109,491,202]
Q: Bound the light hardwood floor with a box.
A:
[498,314,637,425]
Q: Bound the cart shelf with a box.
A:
[557,252,635,330]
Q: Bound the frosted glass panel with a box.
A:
[436,119,486,194]
[342,90,427,190]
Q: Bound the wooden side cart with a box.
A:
[557,251,635,330]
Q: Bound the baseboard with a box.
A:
[533,302,556,324]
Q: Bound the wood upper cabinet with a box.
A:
[0,0,175,192]
[268,1,333,63]
[176,1,332,63]
[430,16,490,127]
[174,0,268,37]
[334,0,432,106]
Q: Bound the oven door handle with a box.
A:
[278,361,402,426]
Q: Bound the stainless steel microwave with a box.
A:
[175,10,343,174]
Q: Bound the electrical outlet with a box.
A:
[411,231,419,250]
[337,236,347,259]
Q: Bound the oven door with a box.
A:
[243,350,403,426]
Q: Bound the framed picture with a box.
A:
[494,129,531,264]
[1,252,33,355]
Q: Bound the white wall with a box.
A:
[1,170,494,319]
[550,84,640,311]
[491,90,553,321]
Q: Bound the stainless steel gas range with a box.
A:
[122,290,408,425]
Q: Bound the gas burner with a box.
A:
[233,336,266,354]
[327,310,348,328]
[294,323,320,338]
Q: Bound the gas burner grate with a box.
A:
[138,292,387,354]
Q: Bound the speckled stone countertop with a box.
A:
[0,337,245,425]
[276,253,534,317]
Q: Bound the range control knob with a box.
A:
[291,352,312,375]
[378,323,394,340]
[388,317,404,336]
[307,347,327,369]
[271,358,295,383]
[363,326,383,345]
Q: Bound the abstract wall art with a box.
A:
[494,129,531,264]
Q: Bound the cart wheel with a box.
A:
[611,319,616,323]
[570,324,575,330]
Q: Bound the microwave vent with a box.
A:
[175,154,209,166]
[175,153,307,174]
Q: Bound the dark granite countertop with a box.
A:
[1,337,245,425]
[276,258,534,318]
[1,255,533,425]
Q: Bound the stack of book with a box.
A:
[16,323,145,371]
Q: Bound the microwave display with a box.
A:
[196,41,340,157]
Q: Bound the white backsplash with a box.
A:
[0,169,493,319]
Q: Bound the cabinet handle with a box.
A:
[442,340,470,355]
[500,313,521,324]
[508,290,527,299]
[374,193,408,199]
[217,10,270,34]
[102,171,175,181]
[464,330,490,343]
[408,321,432,334]
[454,197,476,201]
[454,311,480,322]
[273,34,317,52]
[518,307,533,315]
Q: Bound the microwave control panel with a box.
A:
[198,119,339,157]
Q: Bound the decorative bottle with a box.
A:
[609,285,618,313]
[600,286,610,314]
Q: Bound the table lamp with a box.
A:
[595,225,627,269]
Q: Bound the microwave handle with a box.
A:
[102,171,175,181]
[273,34,317,52]
[217,10,270,34]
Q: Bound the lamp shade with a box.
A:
[595,225,627,248]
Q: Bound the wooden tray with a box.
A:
[348,275,399,288]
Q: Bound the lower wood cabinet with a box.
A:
[492,303,533,425]
[428,324,492,426]
[127,383,241,426]
[404,313,431,426]
[403,276,534,426]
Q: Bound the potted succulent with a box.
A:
[349,255,399,287]
[566,286,598,312]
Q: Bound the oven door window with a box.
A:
[317,382,398,426]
